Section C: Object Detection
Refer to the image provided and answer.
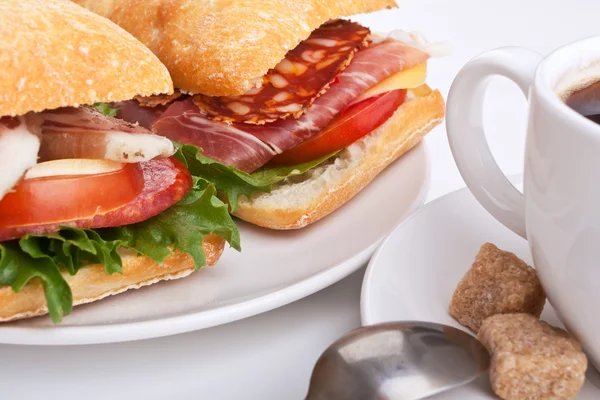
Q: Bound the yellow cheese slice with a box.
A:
[352,63,427,104]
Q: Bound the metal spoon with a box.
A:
[305,321,490,400]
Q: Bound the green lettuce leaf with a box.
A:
[0,179,240,323]
[6,227,125,322]
[20,227,124,276]
[91,102,121,117]
[105,177,240,268]
[0,242,73,322]
[175,143,338,211]
[249,151,340,185]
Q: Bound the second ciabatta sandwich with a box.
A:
[75,0,445,229]
[0,0,240,323]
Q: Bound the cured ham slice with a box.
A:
[192,20,370,124]
[154,99,277,172]
[0,115,41,201]
[114,93,184,130]
[115,100,168,130]
[153,38,429,172]
[39,106,175,163]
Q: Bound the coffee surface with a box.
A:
[565,80,600,124]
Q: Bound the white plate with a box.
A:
[361,176,600,399]
[0,143,429,345]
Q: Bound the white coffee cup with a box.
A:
[447,38,600,368]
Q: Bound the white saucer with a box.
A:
[361,176,600,399]
[0,143,429,345]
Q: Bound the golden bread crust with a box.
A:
[0,234,225,322]
[73,0,397,96]
[0,0,173,117]
[233,89,445,229]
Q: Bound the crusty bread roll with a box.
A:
[0,234,225,322]
[233,87,445,229]
[0,0,173,117]
[0,0,218,323]
[73,0,397,96]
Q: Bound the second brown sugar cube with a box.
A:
[478,313,587,400]
[449,243,546,332]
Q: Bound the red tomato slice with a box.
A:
[0,157,192,242]
[270,89,407,166]
[0,163,145,230]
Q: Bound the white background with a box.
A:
[3,0,600,398]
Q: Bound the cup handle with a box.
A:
[446,47,543,238]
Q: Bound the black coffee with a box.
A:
[565,80,600,124]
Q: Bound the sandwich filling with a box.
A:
[115,20,434,176]
[0,107,241,323]
[104,20,439,235]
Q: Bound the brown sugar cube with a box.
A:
[449,243,546,332]
[478,313,587,400]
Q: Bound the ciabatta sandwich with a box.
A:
[75,0,445,229]
[0,0,240,323]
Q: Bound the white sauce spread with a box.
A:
[373,30,453,58]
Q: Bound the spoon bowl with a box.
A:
[305,321,490,400]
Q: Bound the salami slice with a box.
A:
[0,157,191,241]
[192,20,370,125]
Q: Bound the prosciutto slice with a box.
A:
[154,99,277,172]
[115,100,168,130]
[0,115,41,201]
[151,38,429,172]
[40,106,175,163]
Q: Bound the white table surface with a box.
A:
[4,1,600,399]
